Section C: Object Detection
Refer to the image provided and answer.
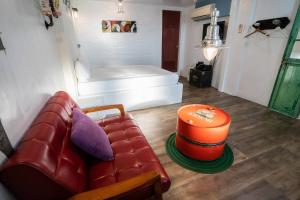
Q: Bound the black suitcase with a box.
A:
[189,64,213,88]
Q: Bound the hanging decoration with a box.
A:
[63,0,71,8]
[245,17,290,38]
[52,0,61,18]
[39,0,62,29]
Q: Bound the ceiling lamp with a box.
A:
[118,0,124,13]
[202,8,224,61]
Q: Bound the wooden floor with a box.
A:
[130,79,300,200]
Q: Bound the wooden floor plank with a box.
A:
[130,79,300,200]
[221,180,287,200]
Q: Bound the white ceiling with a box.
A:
[91,0,195,7]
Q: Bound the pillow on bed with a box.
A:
[75,61,90,82]
[71,108,114,161]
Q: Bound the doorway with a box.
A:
[269,5,300,118]
[162,10,181,72]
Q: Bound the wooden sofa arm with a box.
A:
[68,171,162,200]
[82,104,125,117]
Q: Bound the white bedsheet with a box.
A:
[78,65,179,96]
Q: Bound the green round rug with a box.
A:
[166,133,234,174]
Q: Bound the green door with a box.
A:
[269,6,300,118]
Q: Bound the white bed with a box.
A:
[78,65,179,96]
[77,65,183,113]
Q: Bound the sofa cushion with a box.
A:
[89,114,171,193]
[71,108,114,161]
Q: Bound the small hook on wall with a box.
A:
[0,32,7,54]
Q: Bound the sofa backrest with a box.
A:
[0,91,87,200]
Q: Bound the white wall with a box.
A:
[72,0,187,74]
[219,0,299,106]
[0,0,79,197]
[0,0,66,147]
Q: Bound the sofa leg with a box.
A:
[154,180,163,200]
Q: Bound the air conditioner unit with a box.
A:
[190,4,215,21]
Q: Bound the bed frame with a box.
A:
[75,65,183,117]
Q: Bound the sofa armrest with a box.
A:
[68,171,162,200]
[82,104,125,117]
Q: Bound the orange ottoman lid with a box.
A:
[177,104,231,144]
[177,104,231,129]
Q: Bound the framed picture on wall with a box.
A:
[102,20,137,33]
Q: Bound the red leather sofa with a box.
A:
[0,91,170,200]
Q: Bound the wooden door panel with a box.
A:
[269,5,300,118]
[270,63,300,117]
[162,10,180,72]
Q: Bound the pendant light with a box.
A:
[118,0,124,13]
[202,8,224,61]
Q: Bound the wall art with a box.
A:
[102,20,137,33]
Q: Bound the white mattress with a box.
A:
[78,65,179,96]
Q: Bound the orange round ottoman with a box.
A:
[175,104,231,161]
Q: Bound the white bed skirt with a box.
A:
[77,65,179,96]
[78,83,183,118]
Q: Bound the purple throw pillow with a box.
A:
[71,108,114,161]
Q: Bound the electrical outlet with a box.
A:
[238,24,244,33]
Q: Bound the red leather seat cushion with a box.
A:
[89,114,171,192]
